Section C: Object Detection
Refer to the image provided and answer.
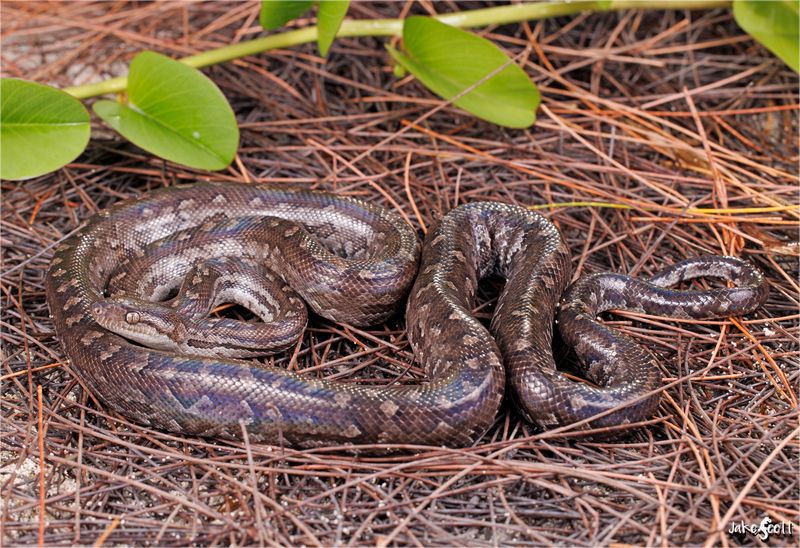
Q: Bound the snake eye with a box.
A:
[125,312,141,325]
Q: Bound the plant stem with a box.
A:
[64,0,731,100]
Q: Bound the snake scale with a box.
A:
[45,183,769,447]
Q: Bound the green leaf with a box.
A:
[260,0,313,30]
[317,0,350,56]
[386,16,540,128]
[393,62,408,79]
[733,0,799,73]
[0,78,90,180]
[93,51,239,171]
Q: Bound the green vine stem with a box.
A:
[65,0,731,100]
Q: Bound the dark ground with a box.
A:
[1,1,798,546]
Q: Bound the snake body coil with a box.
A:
[45,183,768,447]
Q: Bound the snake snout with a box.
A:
[90,300,117,321]
[90,299,131,326]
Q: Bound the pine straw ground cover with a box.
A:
[1,1,798,546]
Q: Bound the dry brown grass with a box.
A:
[2,1,798,545]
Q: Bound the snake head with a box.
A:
[90,297,188,351]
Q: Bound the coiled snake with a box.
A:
[45,183,768,447]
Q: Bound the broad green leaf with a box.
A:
[733,0,799,72]
[386,16,540,128]
[260,0,313,30]
[94,51,239,171]
[0,78,90,180]
[317,0,350,56]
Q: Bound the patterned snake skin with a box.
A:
[45,183,769,447]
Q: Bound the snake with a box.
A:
[45,182,769,447]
